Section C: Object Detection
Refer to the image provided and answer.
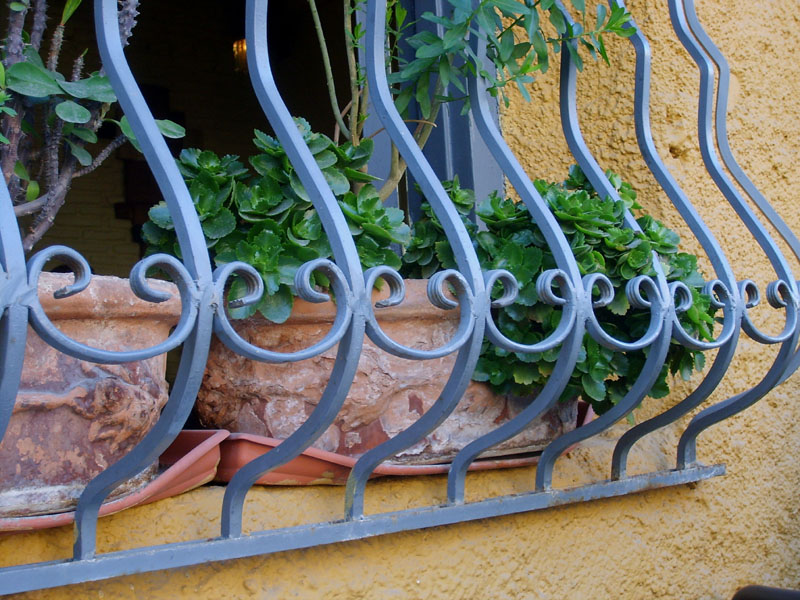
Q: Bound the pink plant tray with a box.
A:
[215,432,548,485]
[215,402,596,485]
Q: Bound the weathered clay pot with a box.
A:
[0,273,182,517]
[198,280,577,465]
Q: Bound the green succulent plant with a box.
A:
[142,118,410,323]
[401,166,715,415]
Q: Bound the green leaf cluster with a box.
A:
[388,0,635,117]
[401,177,476,278]
[0,5,184,200]
[403,166,715,416]
[143,119,409,323]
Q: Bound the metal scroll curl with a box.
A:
[737,279,797,345]
[362,266,476,360]
[669,279,737,351]
[212,258,355,363]
[582,272,666,352]
[24,247,199,363]
[482,268,578,354]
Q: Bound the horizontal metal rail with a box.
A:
[0,464,724,595]
[0,0,796,594]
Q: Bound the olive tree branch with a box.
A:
[14,193,48,217]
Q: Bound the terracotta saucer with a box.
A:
[215,402,597,485]
[217,433,547,486]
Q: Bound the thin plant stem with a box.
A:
[46,23,64,72]
[308,0,350,140]
[74,135,127,179]
[30,0,48,50]
[117,0,140,48]
[377,78,445,202]
[366,119,436,140]
[357,83,369,139]
[343,0,360,144]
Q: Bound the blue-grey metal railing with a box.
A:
[0,0,797,593]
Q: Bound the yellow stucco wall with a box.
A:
[3,0,800,598]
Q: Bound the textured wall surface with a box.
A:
[2,0,800,598]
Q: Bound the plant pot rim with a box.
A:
[255,278,459,325]
[35,272,182,322]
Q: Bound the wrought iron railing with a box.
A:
[0,0,797,593]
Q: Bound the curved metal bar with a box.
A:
[448,320,584,502]
[604,0,744,479]
[552,0,670,314]
[583,273,665,351]
[482,269,578,354]
[668,0,800,469]
[73,0,216,559]
[0,173,28,444]
[363,267,475,359]
[669,0,798,327]
[213,258,354,362]
[531,1,672,488]
[219,0,368,537]
[24,247,198,362]
[683,0,800,257]
[683,0,800,382]
[536,286,672,490]
[445,18,589,502]
[343,0,487,520]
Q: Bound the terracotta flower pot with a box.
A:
[0,273,182,517]
[197,279,577,465]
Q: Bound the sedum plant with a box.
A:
[401,166,715,415]
[142,119,409,323]
[138,2,679,412]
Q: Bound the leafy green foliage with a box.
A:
[403,166,715,415]
[0,40,183,164]
[387,0,635,117]
[401,177,476,278]
[143,119,409,323]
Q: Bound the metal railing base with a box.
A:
[0,463,725,596]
